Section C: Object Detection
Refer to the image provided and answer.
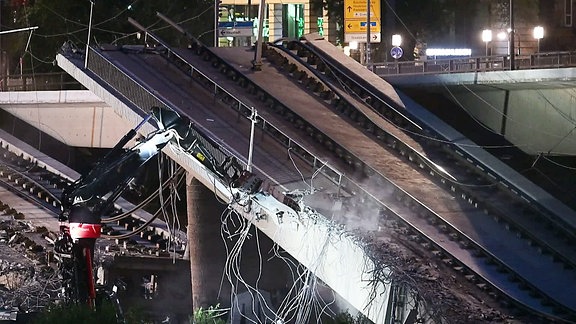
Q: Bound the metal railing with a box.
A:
[85,47,238,170]
[123,25,346,190]
[370,51,576,76]
[0,72,84,91]
[82,44,347,191]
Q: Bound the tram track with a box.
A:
[144,37,576,321]
[266,38,576,270]
[262,39,576,319]
[51,19,576,319]
[275,38,576,242]
[0,140,185,256]
[0,145,66,215]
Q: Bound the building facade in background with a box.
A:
[216,1,576,61]
[218,0,337,47]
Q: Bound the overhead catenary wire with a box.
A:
[433,68,576,195]
[20,1,576,318]
[19,0,214,68]
[156,154,186,258]
[281,41,522,191]
[222,191,346,324]
[383,0,418,42]
[303,40,520,151]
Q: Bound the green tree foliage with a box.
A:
[490,0,539,26]
[191,305,227,324]
[2,0,214,73]
[32,302,118,324]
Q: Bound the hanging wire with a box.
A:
[222,193,344,324]
[383,0,417,42]
[100,164,185,223]
[101,205,164,240]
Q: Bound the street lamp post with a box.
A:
[482,29,492,56]
[533,26,544,53]
[84,0,95,69]
[391,34,402,73]
[509,0,515,70]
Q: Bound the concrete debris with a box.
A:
[360,230,524,324]
[0,220,59,309]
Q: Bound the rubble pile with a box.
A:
[362,230,524,324]
[0,220,60,313]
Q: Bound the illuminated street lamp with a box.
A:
[482,29,492,56]
[533,26,544,53]
[392,34,402,47]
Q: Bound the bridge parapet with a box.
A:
[371,51,576,76]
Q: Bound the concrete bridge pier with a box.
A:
[185,173,302,322]
[186,173,230,310]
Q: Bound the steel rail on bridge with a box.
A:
[370,51,576,76]
[60,45,397,323]
[303,37,576,247]
[81,42,553,321]
[86,48,242,167]
[82,44,352,214]
[54,16,576,316]
[153,30,576,318]
[57,40,576,321]
[121,20,345,192]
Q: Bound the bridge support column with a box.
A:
[186,173,229,310]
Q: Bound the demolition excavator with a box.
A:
[53,106,260,321]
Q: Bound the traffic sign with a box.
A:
[218,20,253,38]
[219,28,253,37]
[390,46,403,59]
[344,32,381,43]
[345,20,380,33]
[344,0,381,44]
[344,0,381,20]
[218,21,253,29]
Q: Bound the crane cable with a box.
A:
[100,165,184,223]
[100,168,186,240]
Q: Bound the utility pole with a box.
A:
[0,26,38,79]
[247,108,257,172]
[84,0,94,69]
[214,0,219,47]
[366,0,371,68]
[509,0,515,70]
[252,0,266,70]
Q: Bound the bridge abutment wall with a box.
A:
[386,68,576,156]
[0,91,131,149]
